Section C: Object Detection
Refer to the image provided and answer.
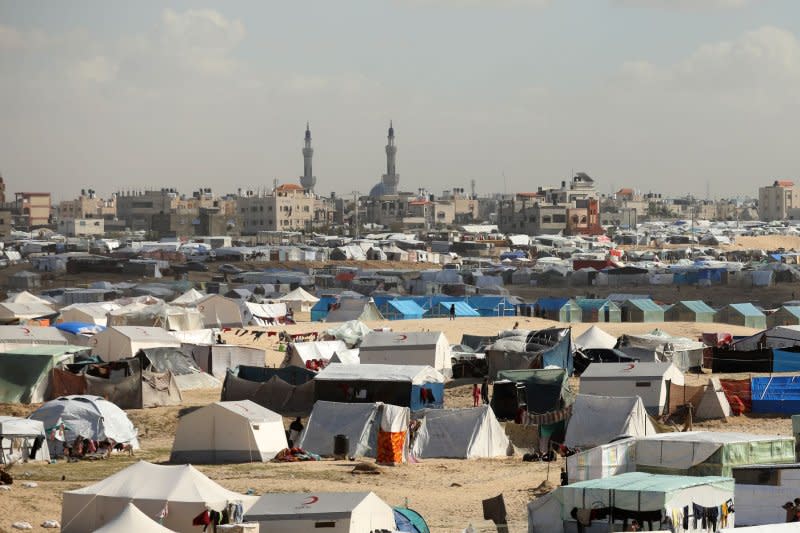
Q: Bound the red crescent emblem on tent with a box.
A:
[21,327,30,335]
[396,334,407,341]
[303,496,319,505]
[624,363,636,371]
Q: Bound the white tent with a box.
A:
[244,302,287,326]
[203,345,266,380]
[60,302,121,326]
[61,461,258,533]
[92,503,177,533]
[619,329,704,371]
[0,325,68,347]
[325,299,384,323]
[245,491,395,533]
[358,331,452,376]
[170,288,205,307]
[29,395,139,456]
[578,362,684,415]
[574,325,617,350]
[694,377,732,420]
[276,287,320,313]
[90,326,180,361]
[411,405,509,459]
[4,291,54,307]
[196,294,245,328]
[566,437,636,483]
[298,401,382,458]
[170,400,287,463]
[323,320,373,346]
[284,340,348,368]
[564,394,656,449]
[330,348,360,364]
[0,416,51,463]
[0,302,57,323]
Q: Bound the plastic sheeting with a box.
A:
[566,437,636,483]
[298,401,382,457]
[221,373,315,417]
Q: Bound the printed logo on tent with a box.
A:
[295,496,319,509]
[622,363,636,372]
[395,334,408,341]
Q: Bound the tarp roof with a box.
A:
[624,299,664,312]
[727,303,765,317]
[277,287,320,303]
[673,300,716,314]
[437,301,480,317]
[386,299,425,317]
[563,471,731,492]
[315,363,444,385]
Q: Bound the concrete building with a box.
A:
[14,192,51,229]
[299,123,316,192]
[759,180,800,221]
[0,209,12,239]
[238,184,317,234]
[58,218,105,237]
[57,190,116,221]
[115,189,177,231]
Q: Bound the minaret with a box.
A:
[300,122,316,192]
[381,121,399,195]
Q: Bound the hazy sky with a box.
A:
[1,0,799,201]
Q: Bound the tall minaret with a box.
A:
[300,122,316,192]
[381,121,399,195]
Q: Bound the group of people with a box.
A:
[472,379,490,407]
[64,437,132,461]
[782,499,800,522]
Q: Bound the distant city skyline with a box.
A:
[1,0,799,200]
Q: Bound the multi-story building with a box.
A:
[0,209,12,239]
[14,192,51,229]
[57,190,116,221]
[115,189,177,231]
[57,218,104,237]
[759,180,799,221]
[237,184,317,234]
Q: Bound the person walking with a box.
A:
[481,378,490,405]
[449,304,456,321]
[472,383,481,407]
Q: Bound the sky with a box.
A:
[1,0,799,201]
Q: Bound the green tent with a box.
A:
[0,345,88,404]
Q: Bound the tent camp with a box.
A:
[0,302,58,324]
[29,395,140,456]
[59,302,121,326]
[358,331,452,376]
[578,362,684,415]
[314,364,445,411]
[61,461,258,533]
[299,401,410,462]
[283,340,348,369]
[564,394,656,450]
[0,416,50,464]
[0,344,89,403]
[534,297,582,323]
[573,326,617,350]
[92,503,177,533]
[276,287,320,313]
[90,326,180,361]
[243,301,288,326]
[0,325,68,347]
[196,294,245,327]
[245,491,396,533]
[551,472,735,532]
[411,405,510,459]
[325,298,384,323]
[618,329,704,371]
[576,299,621,323]
[170,400,287,463]
[635,431,796,476]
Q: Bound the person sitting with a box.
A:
[288,417,304,447]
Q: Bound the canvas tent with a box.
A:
[29,395,140,456]
[564,394,656,449]
[136,346,221,390]
[245,491,396,533]
[574,326,617,350]
[276,286,320,313]
[566,437,636,484]
[620,298,665,322]
[0,416,50,464]
[4,290,54,307]
[665,300,716,323]
[0,325,68,347]
[196,294,245,328]
[170,288,205,307]
[358,331,452,376]
[283,340,348,369]
[91,326,180,361]
[0,302,58,324]
[60,302,120,326]
[92,503,177,533]
[190,344,266,380]
[170,400,287,463]
[314,364,445,411]
[694,377,732,420]
[244,301,287,326]
[298,401,410,461]
[553,472,734,532]
[715,303,767,329]
[618,329,704,371]
[325,298,384,323]
[0,344,88,403]
[61,461,258,533]
[635,431,796,476]
[578,362,684,415]
[411,405,509,459]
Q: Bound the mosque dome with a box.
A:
[369,182,387,198]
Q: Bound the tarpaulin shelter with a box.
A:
[411,405,509,459]
[221,371,316,417]
[243,301,287,326]
[715,303,767,329]
[620,299,665,323]
[29,395,140,456]
[732,464,800,527]
[579,362,684,415]
[323,320,373,347]
[195,294,245,327]
[429,301,480,318]
[194,344,265,380]
[751,376,800,414]
[170,400,287,463]
[358,331,452,376]
[314,363,444,412]
[486,328,573,378]
[635,431,796,476]
[90,326,180,361]
[494,368,574,420]
[576,299,621,323]
[564,394,655,450]
[169,288,205,307]
[618,329,704,371]
[0,344,89,403]
[381,299,425,320]
[245,491,396,533]
[665,300,716,323]
[61,461,257,533]
[136,347,220,390]
[533,298,582,323]
[0,416,50,464]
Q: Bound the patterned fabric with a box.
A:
[377,430,406,465]
[523,405,573,426]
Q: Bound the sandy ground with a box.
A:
[0,316,779,533]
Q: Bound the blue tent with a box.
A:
[752,376,800,414]
[433,301,480,317]
[310,296,338,322]
[466,296,518,317]
[383,299,425,320]
[54,322,106,336]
